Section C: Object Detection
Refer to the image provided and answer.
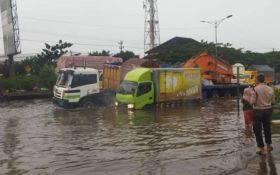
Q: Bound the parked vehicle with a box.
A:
[53,64,120,109]
[183,51,233,84]
[53,58,158,109]
[115,68,202,110]
[183,52,248,98]
[243,70,258,85]
[231,63,246,84]
[246,65,274,85]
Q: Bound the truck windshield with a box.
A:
[119,81,137,95]
[56,72,72,87]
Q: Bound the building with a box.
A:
[145,36,200,56]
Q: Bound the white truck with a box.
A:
[53,67,117,109]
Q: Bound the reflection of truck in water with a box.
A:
[53,65,119,109]
[115,68,201,110]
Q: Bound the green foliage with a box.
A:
[18,40,73,74]
[0,68,56,92]
[0,40,71,93]
[39,64,57,90]
[114,50,139,62]
[89,50,111,56]
[275,88,280,104]
[0,76,40,92]
[88,50,139,62]
[155,42,206,63]
[151,40,280,74]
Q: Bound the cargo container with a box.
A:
[101,64,121,90]
[115,68,201,110]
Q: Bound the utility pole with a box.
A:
[143,0,160,54]
[201,15,233,56]
[118,41,124,52]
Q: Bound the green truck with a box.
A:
[115,68,202,110]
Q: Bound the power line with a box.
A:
[21,16,141,30]
[20,29,143,46]
[13,37,144,50]
[21,16,193,31]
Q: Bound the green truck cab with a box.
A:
[116,68,202,110]
[116,68,154,109]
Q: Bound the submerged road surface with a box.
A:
[1,99,280,175]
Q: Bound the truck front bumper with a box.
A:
[53,97,78,109]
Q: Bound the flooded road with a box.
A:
[1,99,280,175]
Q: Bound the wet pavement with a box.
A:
[1,99,280,175]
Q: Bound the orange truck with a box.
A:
[183,51,248,98]
[183,51,233,84]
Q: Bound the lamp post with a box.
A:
[201,15,233,56]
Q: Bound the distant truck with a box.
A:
[53,64,120,109]
[183,51,233,84]
[243,70,257,85]
[115,68,202,110]
[183,52,248,98]
[246,65,274,85]
[231,63,246,84]
[231,64,274,86]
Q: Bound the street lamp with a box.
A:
[201,15,233,56]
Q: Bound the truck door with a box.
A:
[70,74,99,101]
[135,82,154,109]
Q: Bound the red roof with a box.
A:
[55,56,122,73]
[121,58,159,79]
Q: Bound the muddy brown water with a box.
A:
[1,99,280,175]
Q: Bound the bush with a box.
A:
[0,64,57,92]
[0,75,41,92]
[39,64,57,90]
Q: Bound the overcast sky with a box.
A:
[0,0,279,57]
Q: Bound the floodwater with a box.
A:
[1,99,280,175]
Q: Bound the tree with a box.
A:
[114,50,139,62]
[88,50,111,56]
[16,40,73,74]
[39,64,57,90]
[42,40,73,63]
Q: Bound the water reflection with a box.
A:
[1,99,280,175]
[258,155,277,175]
[102,104,201,127]
[2,118,23,175]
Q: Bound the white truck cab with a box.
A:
[53,67,100,108]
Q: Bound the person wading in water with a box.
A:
[250,74,275,155]
[242,86,254,128]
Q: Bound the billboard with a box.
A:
[0,0,20,56]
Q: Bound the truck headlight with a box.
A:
[115,102,118,106]
[127,104,134,109]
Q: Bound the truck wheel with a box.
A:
[81,100,95,109]
[212,91,219,98]
[224,92,231,98]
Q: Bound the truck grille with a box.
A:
[54,88,63,99]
